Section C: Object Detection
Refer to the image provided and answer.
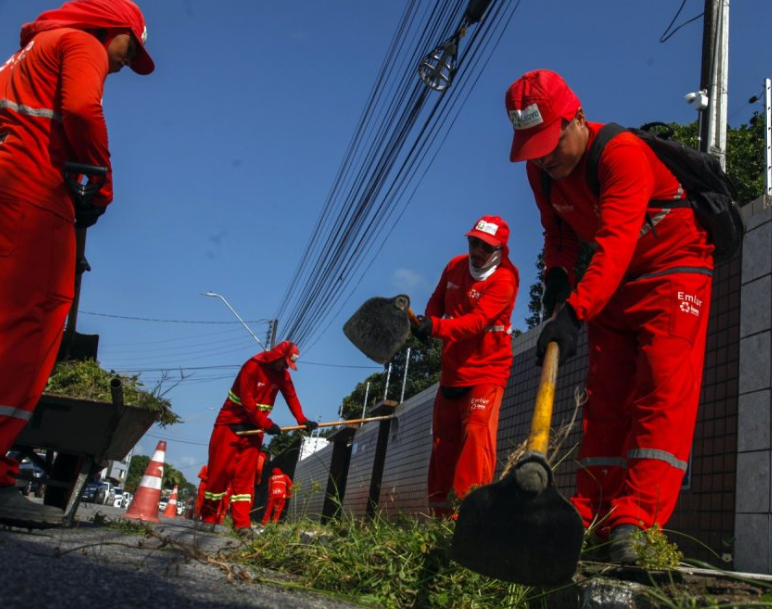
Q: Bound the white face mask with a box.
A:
[469,248,502,281]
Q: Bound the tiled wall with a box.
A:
[735,200,772,573]
[290,199,769,572]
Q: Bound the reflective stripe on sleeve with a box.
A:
[0,405,33,422]
[0,98,61,121]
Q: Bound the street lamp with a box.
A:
[684,89,709,151]
[201,291,266,350]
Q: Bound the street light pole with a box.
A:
[201,291,266,350]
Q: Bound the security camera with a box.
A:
[684,90,709,110]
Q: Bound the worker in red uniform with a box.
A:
[193,465,208,519]
[0,0,154,529]
[505,70,713,563]
[199,341,317,539]
[412,215,519,517]
[261,468,293,526]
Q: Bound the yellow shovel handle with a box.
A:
[526,341,559,455]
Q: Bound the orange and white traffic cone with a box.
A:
[123,440,166,524]
[162,485,179,518]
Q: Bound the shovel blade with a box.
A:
[343,295,412,364]
[451,475,584,586]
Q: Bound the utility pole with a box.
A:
[266,319,278,349]
[360,382,370,420]
[699,0,730,168]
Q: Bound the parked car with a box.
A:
[121,492,132,510]
[100,482,115,506]
[112,487,124,508]
[15,458,46,497]
[82,482,106,504]
[158,497,169,511]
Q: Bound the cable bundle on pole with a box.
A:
[275,0,522,350]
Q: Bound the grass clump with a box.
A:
[46,359,179,426]
[632,524,684,570]
[240,515,530,608]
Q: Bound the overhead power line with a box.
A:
[274,0,521,350]
[81,310,271,325]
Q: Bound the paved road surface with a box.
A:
[0,500,363,609]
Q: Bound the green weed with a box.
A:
[238,515,531,608]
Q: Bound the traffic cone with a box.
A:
[163,485,179,518]
[123,440,166,524]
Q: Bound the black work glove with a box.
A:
[74,202,106,229]
[302,419,319,432]
[410,315,433,343]
[536,303,581,366]
[542,267,571,318]
[265,423,282,436]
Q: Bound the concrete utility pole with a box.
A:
[699,0,730,168]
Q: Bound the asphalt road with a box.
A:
[0,501,364,609]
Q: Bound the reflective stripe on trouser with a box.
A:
[571,270,712,532]
[201,424,262,528]
[0,200,74,487]
[261,497,286,525]
[427,383,504,516]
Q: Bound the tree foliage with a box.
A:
[338,335,442,420]
[525,116,766,329]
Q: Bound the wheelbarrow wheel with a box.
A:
[43,453,82,510]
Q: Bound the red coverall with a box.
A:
[527,122,713,533]
[261,469,292,525]
[201,346,308,530]
[194,465,208,519]
[0,26,113,489]
[424,254,519,515]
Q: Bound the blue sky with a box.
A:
[1,0,769,483]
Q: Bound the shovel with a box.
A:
[451,342,585,586]
[58,162,108,362]
[343,294,419,364]
[234,415,395,436]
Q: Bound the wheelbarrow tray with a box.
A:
[13,393,157,525]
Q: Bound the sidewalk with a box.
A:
[0,502,364,609]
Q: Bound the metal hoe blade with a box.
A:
[343,295,412,364]
[451,471,584,586]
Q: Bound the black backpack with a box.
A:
[541,122,745,263]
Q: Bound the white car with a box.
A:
[158,498,169,511]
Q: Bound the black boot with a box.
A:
[608,524,641,565]
[0,486,63,528]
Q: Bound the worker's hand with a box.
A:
[74,202,106,229]
[301,419,319,432]
[410,315,433,343]
[265,423,281,436]
[536,303,581,366]
[542,267,571,318]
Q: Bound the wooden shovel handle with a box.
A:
[407,307,420,326]
[526,341,559,455]
[234,414,396,436]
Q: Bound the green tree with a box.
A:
[125,454,149,493]
[338,335,442,420]
[125,453,195,495]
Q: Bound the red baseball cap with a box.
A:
[465,215,510,248]
[20,0,155,75]
[505,70,581,162]
[273,340,300,370]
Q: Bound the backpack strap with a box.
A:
[585,122,627,196]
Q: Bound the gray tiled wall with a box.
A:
[735,202,772,574]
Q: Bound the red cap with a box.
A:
[505,70,581,162]
[465,215,510,248]
[20,0,155,75]
[273,340,300,371]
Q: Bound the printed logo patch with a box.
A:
[468,289,481,300]
[474,220,499,236]
[470,397,489,411]
[509,103,544,130]
[677,291,702,317]
[446,281,460,290]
